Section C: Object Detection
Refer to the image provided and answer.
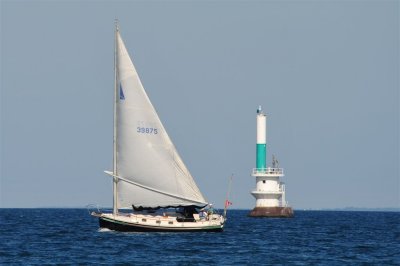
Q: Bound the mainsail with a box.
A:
[114,30,207,209]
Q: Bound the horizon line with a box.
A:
[0,207,399,212]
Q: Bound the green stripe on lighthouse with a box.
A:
[256,144,266,169]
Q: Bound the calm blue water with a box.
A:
[1,209,399,265]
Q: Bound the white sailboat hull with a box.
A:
[92,212,224,232]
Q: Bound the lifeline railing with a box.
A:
[252,168,284,175]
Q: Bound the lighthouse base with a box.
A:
[248,207,294,218]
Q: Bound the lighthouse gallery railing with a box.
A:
[252,168,284,175]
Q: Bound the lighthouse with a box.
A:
[249,106,294,218]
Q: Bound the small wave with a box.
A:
[98,228,113,232]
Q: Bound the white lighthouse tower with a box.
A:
[249,106,294,218]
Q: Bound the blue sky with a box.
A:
[1,0,398,209]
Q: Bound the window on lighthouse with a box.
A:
[263,180,266,184]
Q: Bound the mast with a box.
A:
[113,20,119,215]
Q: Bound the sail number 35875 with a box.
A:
[137,127,158,134]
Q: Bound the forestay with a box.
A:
[115,31,207,209]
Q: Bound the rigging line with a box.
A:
[172,155,199,194]
[223,174,233,218]
[104,171,208,206]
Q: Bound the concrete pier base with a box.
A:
[248,207,294,218]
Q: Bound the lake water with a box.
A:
[1,209,399,265]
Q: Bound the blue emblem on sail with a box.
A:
[120,84,125,100]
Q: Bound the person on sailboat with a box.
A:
[207,204,214,220]
[199,209,207,220]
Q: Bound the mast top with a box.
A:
[115,19,119,31]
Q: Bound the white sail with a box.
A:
[115,31,207,209]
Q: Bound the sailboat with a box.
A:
[91,22,225,232]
